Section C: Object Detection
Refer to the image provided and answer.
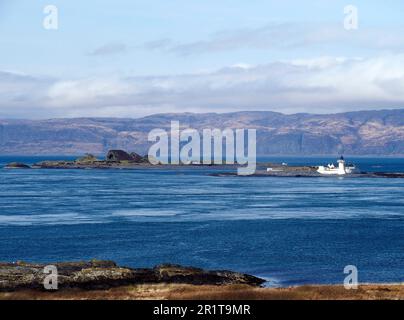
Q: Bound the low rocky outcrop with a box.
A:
[75,153,98,164]
[31,150,154,169]
[106,150,134,162]
[4,162,31,169]
[106,150,149,163]
[0,260,266,292]
[130,152,148,163]
[212,168,404,178]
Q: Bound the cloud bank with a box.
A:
[145,23,404,56]
[2,55,404,118]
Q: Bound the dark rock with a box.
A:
[0,260,265,292]
[4,162,31,169]
[106,150,133,162]
[129,152,147,163]
[153,264,265,286]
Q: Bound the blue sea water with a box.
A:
[0,156,403,286]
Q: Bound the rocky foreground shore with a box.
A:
[1,260,403,300]
[0,260,265,292]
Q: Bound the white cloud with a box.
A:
[46,78,135,108]
[145,23,404,56]
[2,55,404,118]
[231,63,256,70]
[89,43,127,56]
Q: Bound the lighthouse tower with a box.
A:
[337,156,346,175]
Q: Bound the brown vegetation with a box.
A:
[1,284,403,300]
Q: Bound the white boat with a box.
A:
[317,156,356,175]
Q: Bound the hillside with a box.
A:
[0,109,404,155]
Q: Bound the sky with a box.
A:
[1,0,404,118]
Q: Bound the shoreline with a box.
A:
[3,150,404,178]
[4,161,404,178]
[0,260,265,292]
[0,260,402,300]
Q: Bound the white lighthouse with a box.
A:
[337,156,346,175]
[317,156,356,175]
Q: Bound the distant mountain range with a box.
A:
[1,109,404,156]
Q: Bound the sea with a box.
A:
[0,156,403,287]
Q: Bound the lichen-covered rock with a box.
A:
[0,260,265,292]
[75,154,98,164]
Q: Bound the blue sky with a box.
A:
[1,0,404,118]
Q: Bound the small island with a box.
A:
[3,150,157,170]
[3,151,404,178]
[3,149,233,170]
[4,162,32,169]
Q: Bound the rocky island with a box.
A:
[32,150,155,169]
[3,149,232,170]
[4,162,32,169]
[213,166,404,178]
[3,151,404,178]
[2,150,157,170]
